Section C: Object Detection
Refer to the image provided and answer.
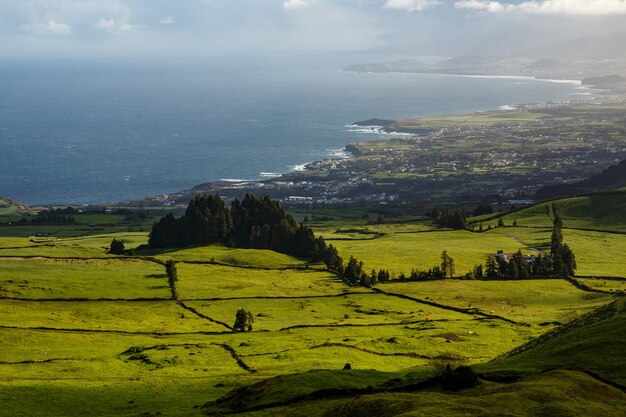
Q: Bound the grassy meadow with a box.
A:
[0,206,624,416]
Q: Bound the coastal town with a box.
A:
[137,100,626,209]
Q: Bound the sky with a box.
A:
[0,0,625,59]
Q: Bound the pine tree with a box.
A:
[485,256,498,279]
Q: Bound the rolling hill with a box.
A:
[537,158,626,200]
[202,298,626,416]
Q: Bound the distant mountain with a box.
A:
[523,58,563,71]
[536,158,626,200]
[343,59,433,73]
[519,31,626,60]
[581,74,626,90]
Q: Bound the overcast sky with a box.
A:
[1,0,625,59]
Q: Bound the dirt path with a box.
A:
[507,235,542,254]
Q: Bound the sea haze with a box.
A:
[0,55,593,205]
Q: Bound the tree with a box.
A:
[485,256,498,279]
[441,250,455,278]
[497,218,505,227]
[561,244,577,277]
[344,256,364,285]
[549,214,576,277]
[109,239,125,255]
[471,264,483,280]
[233,308,254,332]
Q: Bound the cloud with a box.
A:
[94,18,134,31]
[159,16,175,25]
[283,0,310,10]
[454,0,626,15]
[20,19,72,36]
[384,0,442,12]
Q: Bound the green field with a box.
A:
[0,203,625,416]
[0,257,169,300]
[325,229,533,276]
[475,191,626,232]
[176,263,357,299]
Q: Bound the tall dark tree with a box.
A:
[485,256,499,279]
[344,256,365,285]
[550,213,576,277]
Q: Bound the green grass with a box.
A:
[184,293,469,331]
[480,192,626,232]
[481,298,626,386]
[576,278,626,293]
[564,229,626,277]
[176,263,354,299]
[0,258,169,299]
[0,233,149,258]
[148,245,311,269]
[0,208,624,416]
[381,279,614,325]
[0,300,228,333]
[327,229,532,276]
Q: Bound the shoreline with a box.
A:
[6,74,618,208]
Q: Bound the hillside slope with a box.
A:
[537,159,626,200]
[0,197,31,216]
[475,191,626,232]
[202,299,626,416]
[481,298,626,386]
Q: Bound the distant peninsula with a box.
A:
[343,55,626,93]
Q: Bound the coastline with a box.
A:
[5,72,618,208]
[131,90,626,209]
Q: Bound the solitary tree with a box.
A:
[109,239,125,255]
[233,308,254,332]
[441,250,455,278]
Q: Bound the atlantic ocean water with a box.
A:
[0,56,593,205]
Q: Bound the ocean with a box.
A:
[0,55,594,205]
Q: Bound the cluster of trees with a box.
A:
[395,250,456,281]
[149,195,232,248]
[115,208,149,224]
[465,214,576,280]
[148,194,344,273]
[476,250,554,280]
[472,204,494,216]
[341,256,390,287]
[433,209,467,230]
[26,208,76,224]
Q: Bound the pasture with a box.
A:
[0,206,623,416]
